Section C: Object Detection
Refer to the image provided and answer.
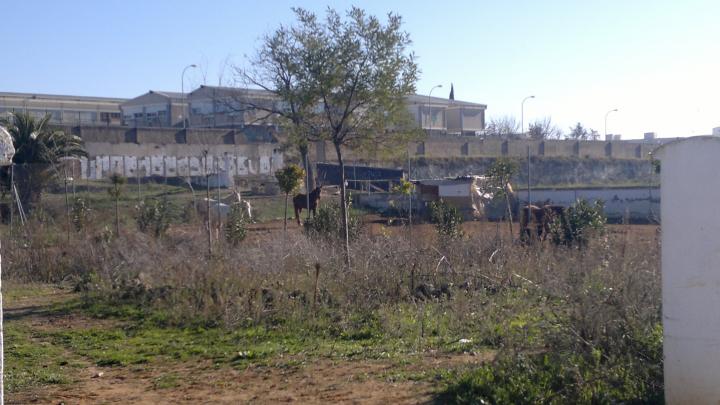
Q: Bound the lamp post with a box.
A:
[604,108,619,139]
[181,64,197,129]
[426,84,443,131]
[520,95,535,137]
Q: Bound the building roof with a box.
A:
[0,91,127,104]
[189,85,274,99]
[120,90,185,107]
[189,86,487,108]
[145,90,184,101]
[406,94,486,108]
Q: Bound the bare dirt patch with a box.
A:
[11,353,493,404]
[5,284,495,404]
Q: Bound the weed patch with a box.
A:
[4,324,73,392]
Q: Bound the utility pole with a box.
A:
[136,158,141,202]
[407,150,412,231]
[64,161,70,242]
[181,64,197,129]
[204,151,212,256]
[9,165,13,239]
[604,108,619,139]
[527,145,531,240]
[426,84,443,133]
[215,159,221,238]
[521,95,535,137]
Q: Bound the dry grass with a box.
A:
[2,205,662,403]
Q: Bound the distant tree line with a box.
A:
[484,116,600,141]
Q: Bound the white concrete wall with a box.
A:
[516,187,660,222]
[438,183,470,197]
[355,185,660,222]
[78,144,283,180]
[655,136,720,404]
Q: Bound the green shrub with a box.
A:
[71,198,91,232]
[303,201,361,242]
[429,199,463,239]
[549,199,605,247]
[441,336,664,405]
[224,204,248,245]
[135,197,175,238]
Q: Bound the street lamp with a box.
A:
[426,84,443,131]
[181,64,198,129]
[520,95,535,137]
[604,108,619,139]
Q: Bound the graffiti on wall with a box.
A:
[79,151,284,180]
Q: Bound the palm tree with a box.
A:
[0,112,86,210]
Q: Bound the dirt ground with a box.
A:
[5,287,492,405]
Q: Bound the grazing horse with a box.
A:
[520,204,566,241]
[293,186,322,225]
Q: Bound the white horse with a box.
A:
[198,189,253,222]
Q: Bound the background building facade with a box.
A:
[0,91,125,125]
[2,88,488,135]
[120,90,185,127]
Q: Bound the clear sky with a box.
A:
[1,0,718,138]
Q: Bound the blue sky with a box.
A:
[1,0,718,138]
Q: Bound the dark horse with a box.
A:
[293,186,322,225]
[520,203,566,242]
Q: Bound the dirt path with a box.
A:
[14,359,433,404]
[5,286,491,404]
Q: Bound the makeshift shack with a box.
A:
[415,176,494,220]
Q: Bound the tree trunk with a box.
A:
[283,193,288,232]
[14,163,48,213]
[115,195,120,235]
[505,192,514,240]
[300,145,315,220]
[334,142,351,268]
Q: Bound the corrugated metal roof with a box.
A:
[147,90,184,101]
[189,86,487,108]
[189,85,273,99]
[406,93,486,108]
[0,91,127,103]
[120,90,186,107]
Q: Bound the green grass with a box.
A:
[2,283,61,306]
[38,320,398,371]
[31,295,498,375]
[1,281,551,396]
[4,324,76,392]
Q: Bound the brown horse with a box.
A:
[520,204,566,241]
[293,186,322,225]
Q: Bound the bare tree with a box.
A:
[485,116,520,139]
[528,117,563,140]
[233,23,321,200]
[566,122,600,141]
